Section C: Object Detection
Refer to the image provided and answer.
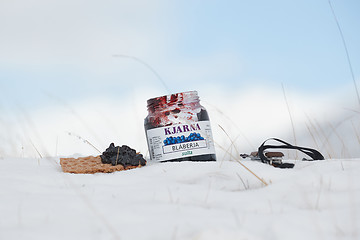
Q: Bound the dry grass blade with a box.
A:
[30,140,43,159]
[327,121,350,158]
[314,119,334,159]
[305,114,321,150]
[305,122,320,150]
[115,146,120,165]
[203,100,256,150]
[320,114,354,158]
[282,84,297,159]
[67,132,101,154]
[236,172,249,190]
[221,134,240,162]
[218,124,240,156]
[216,125,268,186]
[351,120,360,145]
[328,0,360,106]
[112,54,170,94]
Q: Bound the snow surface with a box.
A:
[1,157,360,240]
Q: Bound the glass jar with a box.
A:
[144,91,216,162]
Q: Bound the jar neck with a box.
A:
[147,91,200,113]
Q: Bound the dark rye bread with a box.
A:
[60,155,143,174]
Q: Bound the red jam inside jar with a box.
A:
[144,91,216,162]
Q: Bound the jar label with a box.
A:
[146,121,216,162]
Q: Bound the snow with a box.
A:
[1,156,359,240]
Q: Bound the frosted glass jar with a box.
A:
[144,91,216,162]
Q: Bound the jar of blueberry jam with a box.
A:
[144,91,216,162]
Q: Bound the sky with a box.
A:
[0,0,359,158]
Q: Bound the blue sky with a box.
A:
[1,0,359,106]
[0,0,359,157]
